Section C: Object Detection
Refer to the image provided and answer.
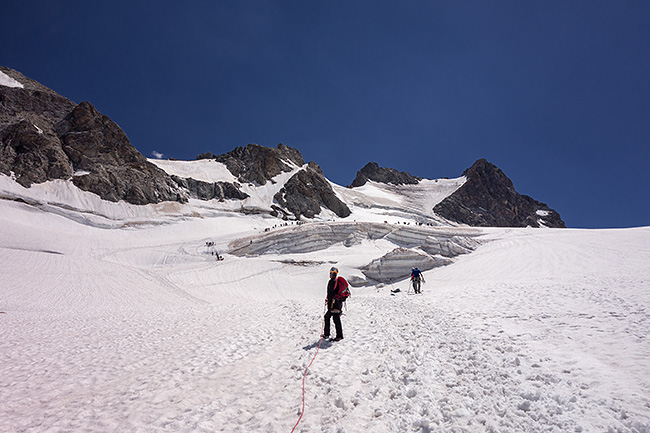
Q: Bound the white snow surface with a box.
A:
[0,70,24,88]
[333,177,466,224]
[1,165,650,433]
[149,159,238,184]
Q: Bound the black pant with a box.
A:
[324,301,343,338]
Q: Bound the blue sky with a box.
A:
[2,1,649,228]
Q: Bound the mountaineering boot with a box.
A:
[330,336,344,342]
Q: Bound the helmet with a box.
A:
[329,266,338,274]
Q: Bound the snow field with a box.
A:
[1,196,649,432]
[2,303,292,432]
[332,178,466,224]
[0,70,24,88]
[287,293,641,433]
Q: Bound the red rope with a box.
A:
[290,335,324,433]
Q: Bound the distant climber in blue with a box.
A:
[410,267,425,294]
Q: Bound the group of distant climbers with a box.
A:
[263,221,307,232]
[205,241,223,261]
[383,221,437,227]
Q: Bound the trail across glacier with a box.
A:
[5,293,641,433]
[1,200,649,432]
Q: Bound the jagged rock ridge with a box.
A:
[0,65,346,218]
[59,102,186,205]
[350,162,421,187]
[203,143,351,219]
[214,143,304,185]
[0,66,186,205]
[1,67,76,186]
[433,159,565,228]
[273,161,351,219]
[171,176,249,201]
[2,66,564,226]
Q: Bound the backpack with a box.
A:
[333,276,350,301]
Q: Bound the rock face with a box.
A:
[350,162,421,187]
[434,159,566,228]
[0,119,73,186]
[210,143,350,219]
[273,162,351,219]
[0,66,186,205]
[59,102,186,205]
[214,143,304,185]
[2,66,565,226]
[1,64,347,217]
[171,176,249,201]
[1,67,76,186]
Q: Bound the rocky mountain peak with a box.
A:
[1,67,186,205]
[214,143,305,185]
[1,66,65,95]
[199,143,349,219]
[463,158,510,184]
[1,67,76,132]
[434,158,566,228]
[2,66,565,227]
[58,101,186,204]
[350,162,421,187]
[273,161,351,219]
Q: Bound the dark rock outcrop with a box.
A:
[2,67,565,226]
[0,120,73,186]
[1,67,76,186]
[214,143,304,185]
[434,159,565,228]
[273,161,351,219]
[350,162,420,187]
[57,101,185,205]
[0,66,186,205]
[208,143,349,219]
[171,176,249,201]
[0,67,76,126]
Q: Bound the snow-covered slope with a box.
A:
[0,164,476,284]
[149,158,313,216]
[149,159,238,184]
[333,176,466,224]
[2,152,467,228]
[0,70,24,88]
[1,178,649,432]
[148,158,466,224]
